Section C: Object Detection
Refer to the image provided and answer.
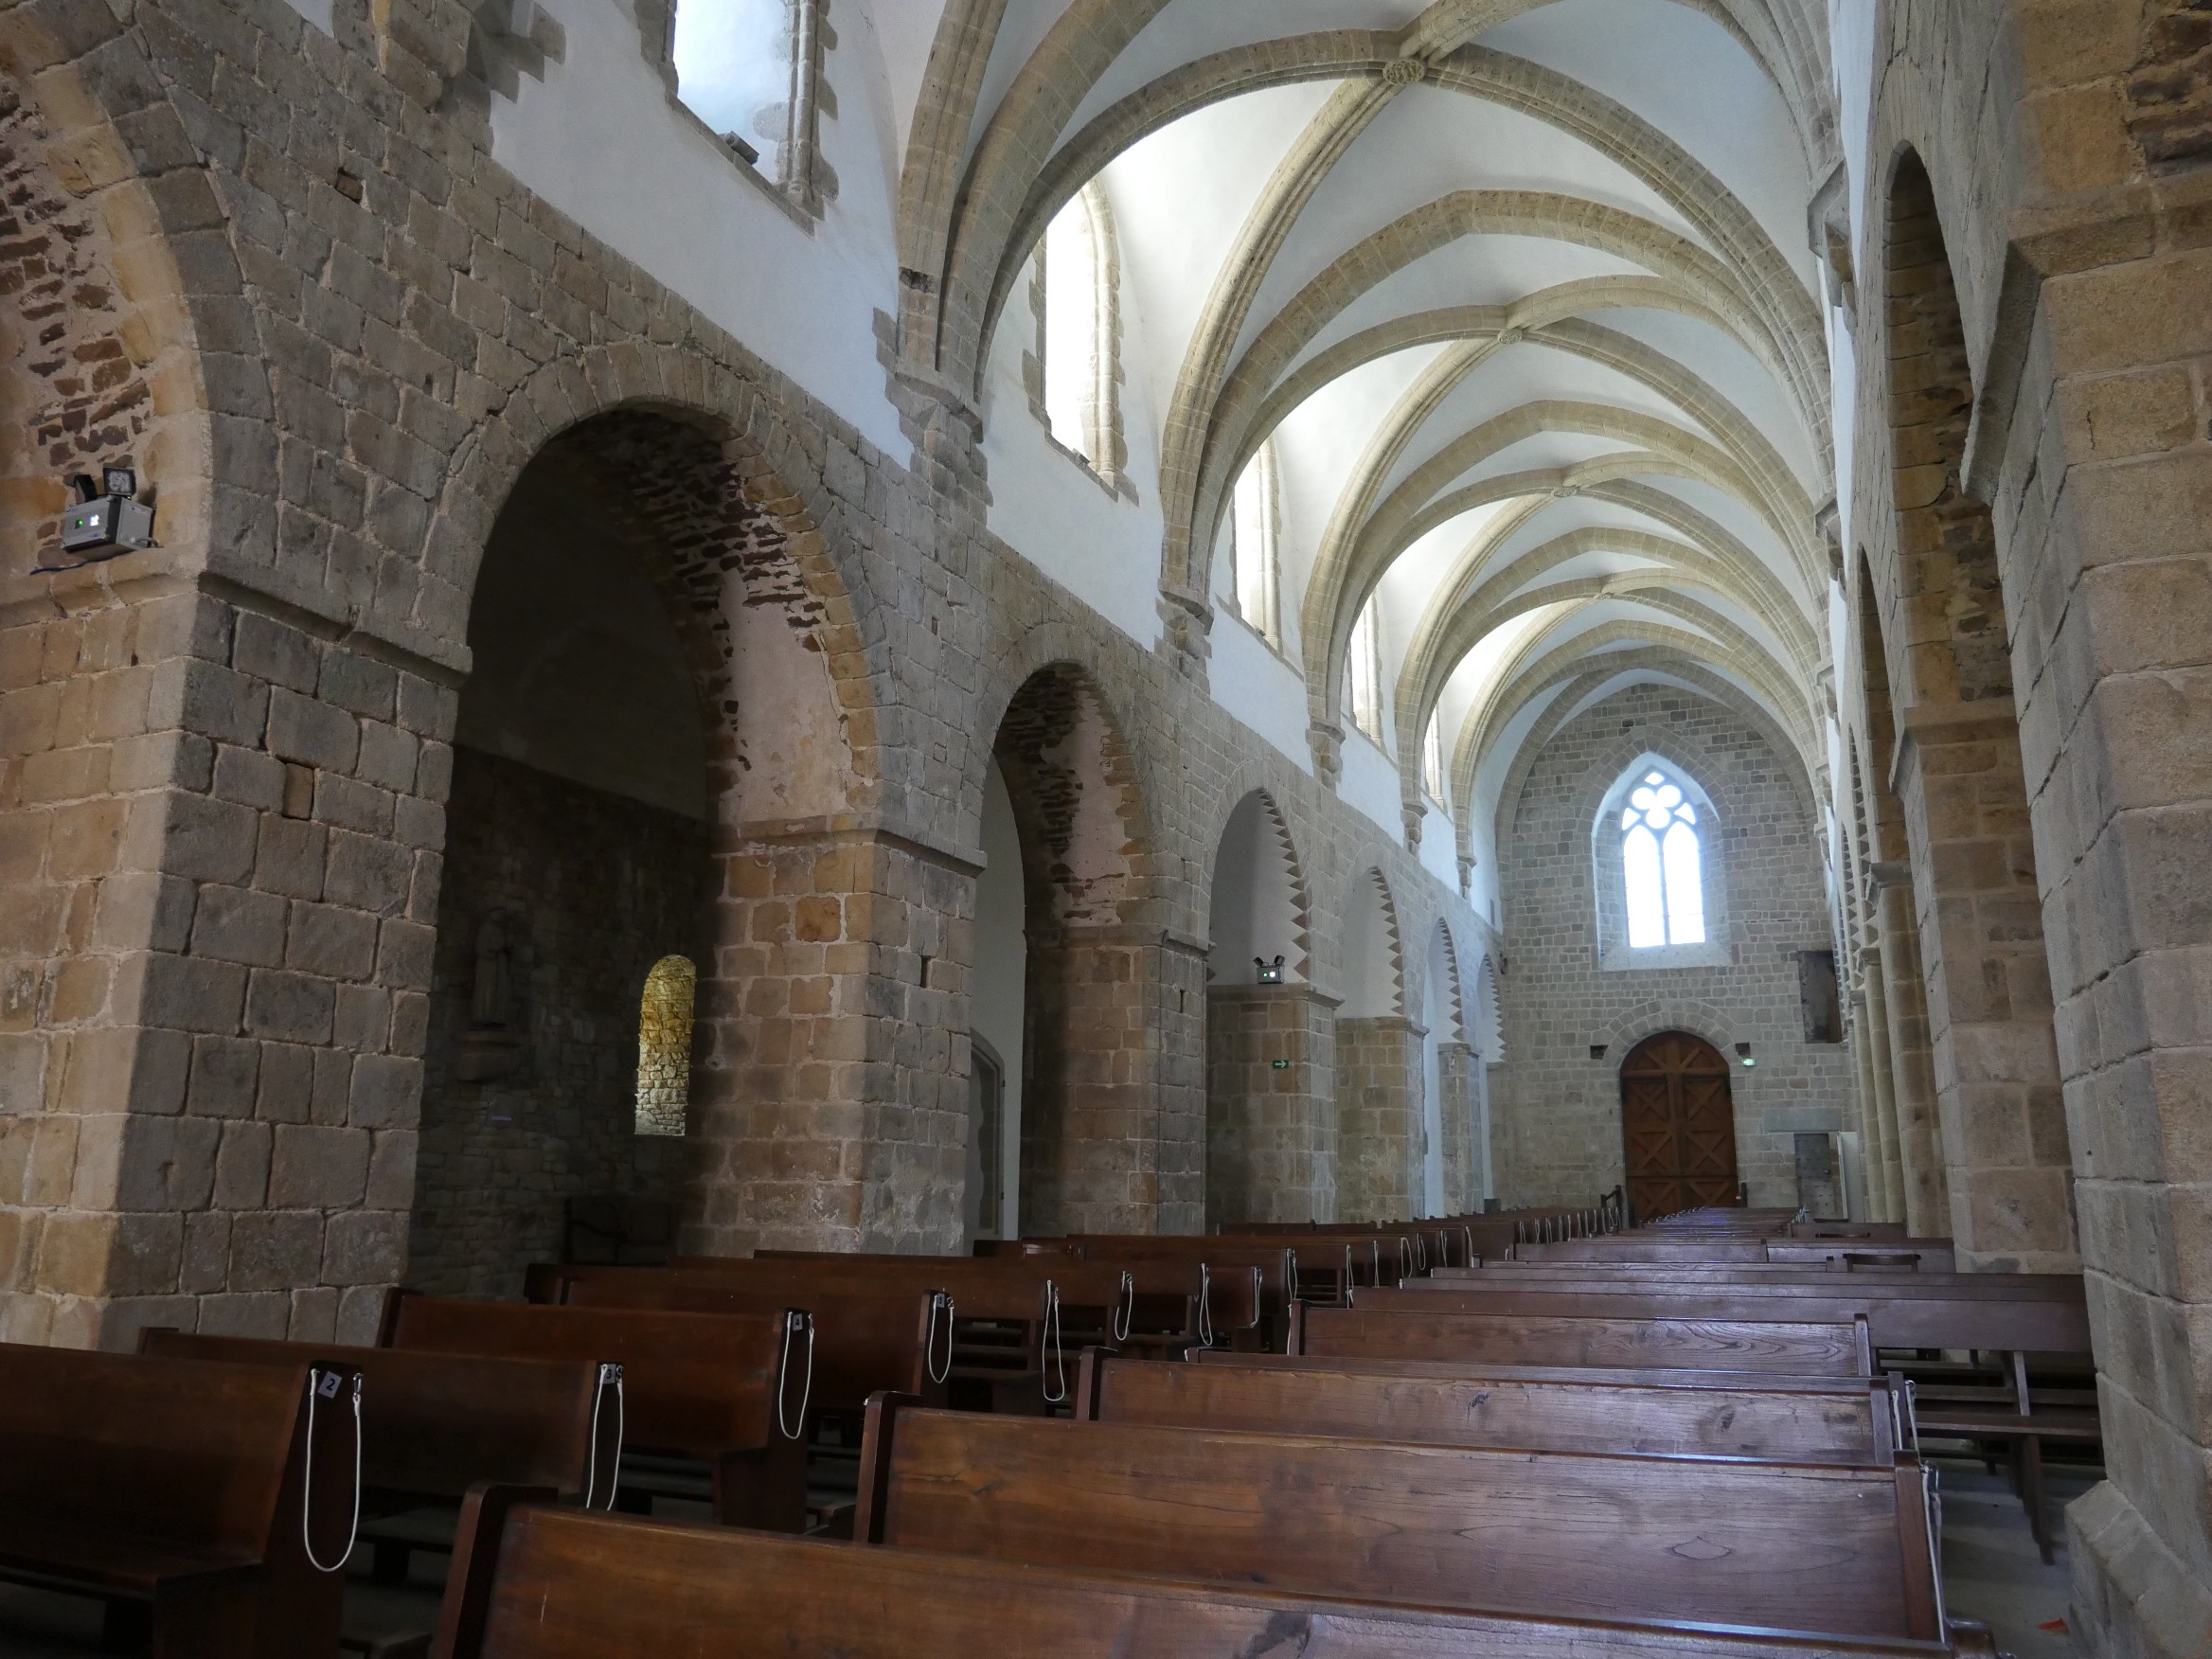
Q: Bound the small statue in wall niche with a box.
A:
[472,916,515,1029]
[456,912,526,1084]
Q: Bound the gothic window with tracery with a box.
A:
[1620,768,1706,947]
[634,955,697,1136]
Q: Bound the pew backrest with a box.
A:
[1293,1304,1876,1375]
[1357,1285,2091,1354]
[852,1399,1943,1641]
[435,1488,1988,1659]
[1080,1352,1902,1462]
[139,1329,620,1505]
[380,1293,804,1458]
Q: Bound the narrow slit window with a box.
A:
[634,954,697,1136]
[1348,599,1383,743]
[1621,770,1705,947]
[1423,716,1446,803]
[1231,442,1281,648]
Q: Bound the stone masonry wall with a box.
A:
[406,747,705,1297]
[1492,684,1858,1210]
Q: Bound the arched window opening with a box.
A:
[1423,715,1446,804]
[1347,599,1384,745]
[1029,184,1126,488]
[1231,442,1281,648]
[634,954,697,1137]
[664,0,829,212]
[1621,770,1705,947]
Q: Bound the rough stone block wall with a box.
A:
[1204,983,1337,1225]
[406,748,702,1297]
[1334,1015,1423,1223]
[1492,684,1857,1210]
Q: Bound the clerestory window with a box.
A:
[1231,441,1282,648]
[1347,598,1384,745]
[1027,182,1130,492]
[658,0,832,217]
[1620,769,1705,947]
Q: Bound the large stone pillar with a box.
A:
[1868,864,1949,1236]
[1852,965,1905,1222]
[681,825,971,1257]
[1204,983,1337,1225]
[1436,1041,1481,1214]
[1335,1015,1424,1222]
[1018,923,1203,1237]
[1894,710,2073,1271]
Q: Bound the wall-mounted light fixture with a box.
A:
[1255,955,1284,985]
[1735,1042,1756,1068]
[46,468,155,570]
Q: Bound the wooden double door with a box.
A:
[1618,1031,1739,1222]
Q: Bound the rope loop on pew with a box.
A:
[1113,1271,1133,1344]
[925,1292,954,1385]
[1040,1280,1067,1404]
[776,1310,815,1440]
[1285,1251,1299,1304]
[583,1362,625,1510]
[1197,1262,1215,1348]
[301,1365,364,1574]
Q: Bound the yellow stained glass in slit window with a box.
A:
[634,954,697,1137]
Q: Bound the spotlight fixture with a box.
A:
[50,465,154,567]
[1735,1042,1756,1068]
[1255,954,1285,985]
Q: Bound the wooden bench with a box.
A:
[983,1239,1271,1347]
[1516,1238,1958,1271]
[378,1293,808,1528]
[1078,1349,1908,1462]
[546,1276,953,1413]
[851,1396,1949,1642]
[0,1341,356,1659]
[563,1261,1074,1411]
[754,1250,1204,1355]
[1356,1282,2093,1352]
[432,1486,1996,1659]
[1290,1303,1876,1375]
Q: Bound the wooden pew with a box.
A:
[0,1341,356,1659]
[851,1397,1949,1642]
[1078,1349,1908,1462]
[140,1331,623,1509]
[545,1275,953,1413]
[753,1249,1204,1355]
[1355,1282,2093,1353]
[1515,1237,1959,1271]
[378,1293,808,1529]
[979,1238,1272,1348]
[434,1487,1997,1659]
[552,1261,1067,1411]
[1289,1303,1876,1375]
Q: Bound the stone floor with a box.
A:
[1937,1453,2101,1658]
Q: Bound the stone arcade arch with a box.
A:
[1878,152,2070,1272]
[990,663,1187,1236]
[1204,791,1331,1227]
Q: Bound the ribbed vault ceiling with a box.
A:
[896,0,1838,867]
